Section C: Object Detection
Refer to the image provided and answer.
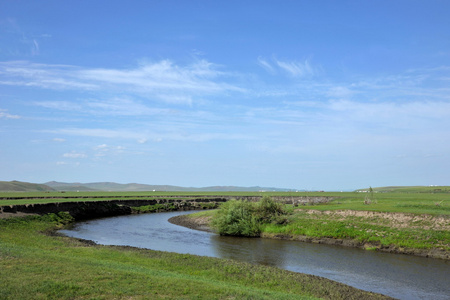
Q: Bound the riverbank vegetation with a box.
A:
[0,214,390,299]
[185,195,449,259]
[212,196,289,237]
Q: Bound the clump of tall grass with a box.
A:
[212,196,289,237]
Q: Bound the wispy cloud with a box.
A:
[0,18,47,57]
[0,61,97,90]
[257,57,318,77]
[257,57,276,74]
[275,59,315,77]
[64,98,167,116]
[0,60,244,105]
[0,109,21,119]
[31,39,39,56]
[62,151,87,159]
[93,144,125,157]
[45,125,252,144]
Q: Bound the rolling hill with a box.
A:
[44,181,294,192]
[0,181,55,192]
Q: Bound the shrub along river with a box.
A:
[59,210,450,300]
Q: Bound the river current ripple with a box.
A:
[59,210,450,300]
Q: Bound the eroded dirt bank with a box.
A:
[0,198,226,220]
[0,196,333,220]
[169,211,450,260]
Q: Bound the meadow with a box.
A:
[1,189,449,216]
[182,190,450,258]
[0,213,389,299]
[0,188,448,298]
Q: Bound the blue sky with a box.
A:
[1,1,449,190]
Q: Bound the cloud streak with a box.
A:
[257,57,318,77]
[0,109,21,119]
[0,60,244,105]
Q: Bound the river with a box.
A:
[59,210,450,300]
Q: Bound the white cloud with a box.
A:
[31,39,39,56]
[93,144,125,158]
[77,59,244,97]
[63,151,87,158]
[275,59,315,77]
[46,126,251,143]
[326,86,355,98]
[51,128,146,140]
[257,57,318,78]
[0,109,20,119]
[257,57,276,74]
[53,138,66,142]
[35,101,81,111]
[0,60,244,105]
[56,161,80,166]
[34,98,169,116]
[85,98,165,115]
[0,61,97,90]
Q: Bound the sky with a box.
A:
[1,1,449,191]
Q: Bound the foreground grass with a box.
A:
[0,214,389,299]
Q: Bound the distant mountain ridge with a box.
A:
[0,180,294,192]
[0,181,55,192]
[43,181,294,192]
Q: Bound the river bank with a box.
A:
[169,209,450,260]
[0,213,393,299]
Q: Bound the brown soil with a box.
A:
[299,209,450,231]
[168,215,214,232]
[0,211,38,219]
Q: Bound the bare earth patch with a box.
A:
[0,212,38,219]
[168,215,214,232]
[299,209,450,231]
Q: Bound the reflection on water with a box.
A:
[59,211,450,300]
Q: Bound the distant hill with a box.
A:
[0,181,55,192]
[44,181,294,192]
[355,186,450,193]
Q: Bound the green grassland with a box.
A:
[2,189,449,216]
[0,181,54,192]
[185,191,450,257]
[306,192,450,216]
[1,188,448,298]
[0,214,389,299]
[356,186,450,193]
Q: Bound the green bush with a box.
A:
[256,196,287,222]
[212,197,288,237]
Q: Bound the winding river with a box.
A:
[59,211,450,300]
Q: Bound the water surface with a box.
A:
[60,211,450,300]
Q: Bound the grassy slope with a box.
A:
[0,181,55,192]
[0,215,389,300]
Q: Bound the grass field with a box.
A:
[1,189,449,216]
[1,188,448,298]
[182,190,450,257]
[0,214,389,299]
